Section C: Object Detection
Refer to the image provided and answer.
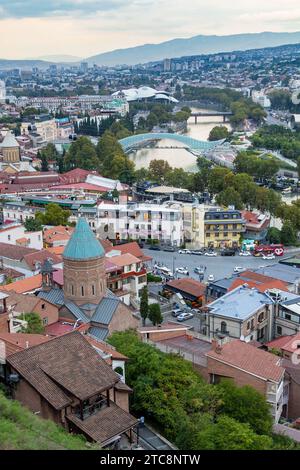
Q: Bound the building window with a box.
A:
[251,318,255,330]
[81,286,84,296]
[224,232,228,237]
[71,284,74,295]
[258,312,264,323]
[285,313,292,321]
[41,303,45,310]
[8,235,11,241]
[42,317,48,326]
[92,285,95,295]
[220,321,227,333]
[247,321,250,330]
[277,326,282,335]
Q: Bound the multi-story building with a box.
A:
[270,289,300,337]
[78,203,183,246]
[0,223,43,250]
[206,340,286,423]
[105,252,147,303]
[204,209,246,248]
[203,285,274,343]
[21,117,58,143]
[241,210,270,243]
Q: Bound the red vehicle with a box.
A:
[254,244,284,257]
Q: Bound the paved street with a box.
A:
[144,249,283,283]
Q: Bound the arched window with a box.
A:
[220,321,227,333]
[71,284,74,295]
[81,286,84,296]
[92,284,95,295]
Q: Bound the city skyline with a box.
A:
[1,0,300,59]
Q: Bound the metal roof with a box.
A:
[88,327,109,341]
[92,297,120,325]
[208,285,273,321]
[63,217,105,260]
[38,288,64,305]
[64,301,90,323]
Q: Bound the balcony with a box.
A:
[74,394,108,421]
[215,328,230,339]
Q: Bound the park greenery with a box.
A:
[268,89,300,113]
[251,125,300,161]
[0,391,98,450]
[181,86,266,126]
[208,125,230,141]
[109,331,299,450]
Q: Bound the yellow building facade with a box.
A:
[204,209,246,248]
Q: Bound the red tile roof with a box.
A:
[108,242,152,262]
[166,278,206,298]
[207,340,284,383]
[1,274,42,293]
[229,278,289,293]
[0,332,49,357]
[266,333,300,354]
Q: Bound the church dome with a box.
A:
[63,218,105,260]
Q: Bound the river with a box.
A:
[129,107,231,172]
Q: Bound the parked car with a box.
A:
[163,246,175,252]
[204,251,217,257]
[191,250,203,255]
[172,308,183,317]
[262,254,276,260]
[177,312,194,322]
[208,274,215,282]
[194,267,205,274]
[239,251,251,257]
[176,267,189,275]
[220,249,235,256]
[178,249,191,254]
[233,266,245,274]
[149,245,161,251]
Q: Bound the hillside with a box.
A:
[87,31,300,66]
[0,391,98,450]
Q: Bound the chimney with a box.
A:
[211,338,222,354]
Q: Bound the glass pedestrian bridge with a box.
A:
[119,133,224,153]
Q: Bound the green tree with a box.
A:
[281,221,297,246]
[208,126,229,141]
[217,380,273,435]
[208,167,233,195]
[267,227,282,244]
[64,136,99,171]
[190,415,272,450]
[21,313,45,334]
[24,217,42,232]
[140,286,149,326]
[40,143,59,162]
[36,203,71,226]
[40,153,49,172]
[148,159,172,184]
[216,187,244,210]
[148,303,163,326]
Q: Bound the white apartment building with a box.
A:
[21,118,58,142]
[75,203,184,246]
[3,202,45,224]
[0,223,43,250]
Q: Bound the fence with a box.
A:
[147,339,207,367]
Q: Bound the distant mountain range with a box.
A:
[1,31,300,70]
[32,54,83,63]
[86,31,300,66]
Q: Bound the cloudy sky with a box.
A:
[1,0,300,59]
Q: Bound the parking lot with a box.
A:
[144,249,280,283]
